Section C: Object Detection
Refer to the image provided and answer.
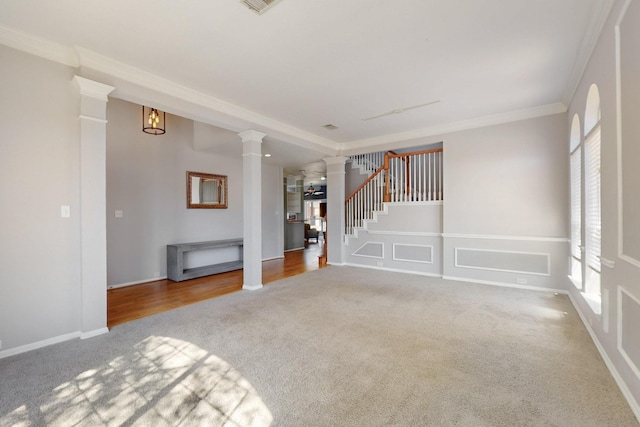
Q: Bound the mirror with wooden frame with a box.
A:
[187,171,228,209]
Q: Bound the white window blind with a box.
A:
[570,147,582,260]
[585,127,601,273]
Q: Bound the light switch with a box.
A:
[115,210,123,218]
[61,205,71,218]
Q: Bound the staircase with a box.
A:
[343,148,444,276]
[346,148,443,235]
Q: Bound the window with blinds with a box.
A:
[585,127,601,274]
[570,147,582,261]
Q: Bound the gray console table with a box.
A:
[167,238,243,282]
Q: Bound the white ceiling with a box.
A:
[0,0,610,176]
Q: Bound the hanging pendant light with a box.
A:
[142,106,166,135]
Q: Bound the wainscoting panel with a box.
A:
[393,244,433,264]
[618,287,640,380]
[352,242,384,259]
[455,248,550,276]
[346,232,442,275]
[619,0,640,267]
[443,235,570,291]
[343,203,443,276]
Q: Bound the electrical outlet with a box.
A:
[153,272,160,278]
[115,210,123,218]
[516,277,527,285]
[61,205,70,218]
[376,261,383,267]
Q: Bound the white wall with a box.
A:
[566,0,640,416]
[106,98,283,287]
[0,46,81,350]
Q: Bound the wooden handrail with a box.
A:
[347,147,444,204]
[387,147,443,159]
[345,165,385,203]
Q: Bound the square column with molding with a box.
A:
[323,156,348,265]
[239,130,265,290]
[72,76,114,339]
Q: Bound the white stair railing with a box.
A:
[349,151,385,176]
[387,149,443,202]
[346,148,443,235]
[345,168,385,235]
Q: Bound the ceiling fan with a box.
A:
[305,183,324,196]
[361,100,440,121]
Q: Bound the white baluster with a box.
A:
[421,153,425,201]
[439,152,443,200]
[427,153,431,201]
[365,181,369,220]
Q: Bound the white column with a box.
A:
[323,156,348,265]
[239,130,265,290]
[72,76,114,338]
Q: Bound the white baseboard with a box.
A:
[0,331,81,360]
[284,247,305,252]
[80,327,109,340]
[108,276,167,289]
[443,275,567,294]
[566,292,640,422]
[109,257,284,290]
[343,262,441,278]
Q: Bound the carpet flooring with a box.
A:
[0,266,637,426]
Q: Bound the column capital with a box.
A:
[72,76,115,101]
[238,130,266,143]
[323,156,348,166]
[324,156,348,174]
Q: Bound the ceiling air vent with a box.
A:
[240,0,281,14]
[323,124,339,130]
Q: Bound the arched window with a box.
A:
[569,114,582,286]
[583,84,601,303]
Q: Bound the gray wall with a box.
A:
[443,114,568,237]
[0,46,284,353]
[441,113,570,290]
[566,0,640,414]
[0,46,82,350]
[262,156,284,260]
[106,98,283,287]
[345,113,570,290]
[344,203,443,276]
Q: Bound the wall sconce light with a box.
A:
[142,106,166,135]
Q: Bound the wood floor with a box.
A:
[107,243,324,328]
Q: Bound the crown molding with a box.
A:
[74,47,338,154]
[0,24,78,67]
[1,24,577,157]
[72,76,115,101]
[340,102,568,154]
[562,0,615,105]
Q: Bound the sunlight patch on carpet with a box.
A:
[2,336,272,427]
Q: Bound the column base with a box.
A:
[242,283,264,291]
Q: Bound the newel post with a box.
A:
[383,152,391,202]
